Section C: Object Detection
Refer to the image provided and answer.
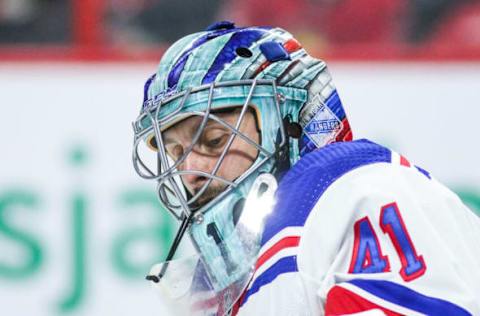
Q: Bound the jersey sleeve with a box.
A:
[296,152,480,315]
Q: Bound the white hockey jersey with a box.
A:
[235,139,480,315]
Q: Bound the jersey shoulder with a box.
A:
[240,140,396,309]
[241,140,437,310]
[261,139,393,245]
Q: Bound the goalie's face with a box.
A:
[163,108,260,207]
[133,80,289,220]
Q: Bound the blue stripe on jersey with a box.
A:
[261,139,391,246]
[325,90,346,120]
[167,28,238,88]
[202,29,265,84]
[348,279,472,315]
[241,256,298,306]
[415,165,432,179]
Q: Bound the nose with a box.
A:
[180,150,212,192]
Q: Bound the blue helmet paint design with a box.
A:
[167,27,240,88]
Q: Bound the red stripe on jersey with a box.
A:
[233,236,301,312]
[325,285,403,316]
[255,236,300,270]
[400,155,411,167]
[231,290,248,316]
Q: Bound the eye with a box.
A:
[206,135,227,148]
[199,128,230,154]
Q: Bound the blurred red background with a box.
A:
[0,0,479,62]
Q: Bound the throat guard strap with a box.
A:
[272,117,295,181]
[146,214,192,283]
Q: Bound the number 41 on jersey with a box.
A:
[348,202,427,282]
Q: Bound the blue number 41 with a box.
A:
[348,202,426,282]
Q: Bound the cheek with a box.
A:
[216,114,260,181]
[218,142,258,180]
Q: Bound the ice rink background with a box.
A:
[0,62,479,316]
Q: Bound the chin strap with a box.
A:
[146,213,192,283]
[272,117,302,181]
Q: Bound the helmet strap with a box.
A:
[146,213,192,283]
[272,117,297,181]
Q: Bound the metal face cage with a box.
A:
[132,79,287,220]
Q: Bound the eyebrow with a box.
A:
[163,119,227,146]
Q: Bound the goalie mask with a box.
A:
[132,21,352,315]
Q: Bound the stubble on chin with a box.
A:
[192,183,227,208]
